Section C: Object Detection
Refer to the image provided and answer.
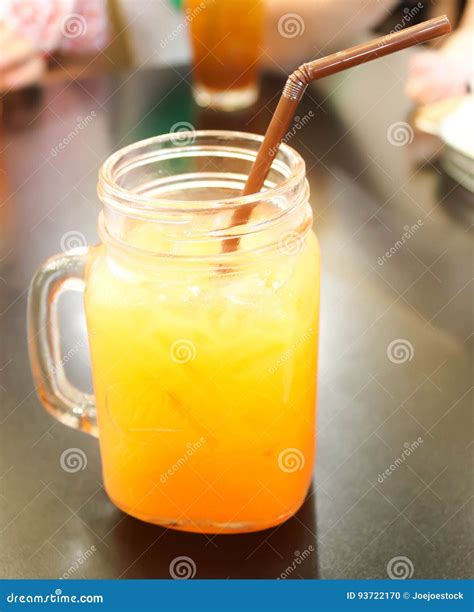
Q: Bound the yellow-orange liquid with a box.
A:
[84,225,319,533]
[186,0,263,93]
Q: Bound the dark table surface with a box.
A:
[1,60,472,580]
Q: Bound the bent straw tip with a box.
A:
[433,14,452,34]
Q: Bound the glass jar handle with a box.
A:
[28,247,97,437]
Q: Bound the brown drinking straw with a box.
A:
[223,15,451,252]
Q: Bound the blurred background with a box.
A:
[0,0,472,581]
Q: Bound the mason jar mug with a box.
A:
[28,131,320,534]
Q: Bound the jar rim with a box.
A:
[98,130,306,215]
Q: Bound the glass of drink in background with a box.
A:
[185,0,264,111]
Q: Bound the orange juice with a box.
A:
[186,0,263,109]
[27,131,319,533]
[84,225,319,533]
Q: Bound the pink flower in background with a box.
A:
[0,0,109,54]
[59,0,109,53]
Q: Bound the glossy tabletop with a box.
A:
[1,59,472,579]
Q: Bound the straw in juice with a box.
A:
[223,15,451,252]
